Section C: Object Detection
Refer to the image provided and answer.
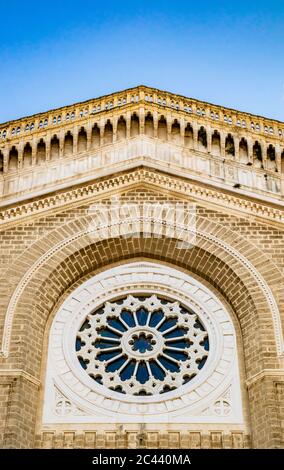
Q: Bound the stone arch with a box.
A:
[240,138,249,164]
[171,119,181,145]
[77,127,87,153]
[91,123,100,148]
[157,116,167,140]
[253,141,262,168]
[50,135,59,160]
[8,146,18,171]
[198,126,207,150]
[23,142,32,168]
[225,134,235,157]
[130,113,139,137]
[184,123,193,148]
[4,238,251,373]
[211,130,221,156]
[267,144,276,171]
[117,116,126,141]
[145,113,154,137]
[36,138,46,165]
[64,131,73,156]
[104,120,113,145]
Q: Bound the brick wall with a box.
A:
[0,186,283,448]
[35,429,251,449]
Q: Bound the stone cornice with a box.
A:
[0,166,283,229]
[1,85,283,145]
[246,369,284,388]
[0,369,40,387]
[3,84,283,128]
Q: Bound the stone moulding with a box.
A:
[0,368,40,387]
[0,167,283,228]
[1,85,283,140]
[245,368,284,388]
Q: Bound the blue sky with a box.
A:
[0,0,283,123]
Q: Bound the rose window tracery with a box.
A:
[75,294,209,396]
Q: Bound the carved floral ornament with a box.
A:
[43,262,244,424]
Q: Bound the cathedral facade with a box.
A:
[0,86,283,448]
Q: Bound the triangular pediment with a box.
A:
[0,163,282,228]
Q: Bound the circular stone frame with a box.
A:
[75,293,210,395]
[45,261,239,420]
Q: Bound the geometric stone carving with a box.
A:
[54,388,86,417]
[202,387,232,417]
[76,294,209,395]
[43,261,244,425]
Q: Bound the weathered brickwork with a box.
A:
[0,87,283,448]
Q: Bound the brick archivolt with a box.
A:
[1,208,283,448]
[0,209,283,379]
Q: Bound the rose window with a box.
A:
[75,294,209,396]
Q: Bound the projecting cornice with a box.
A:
[1,85,284,143]
[0,166,283,228]
[1,93,283,206]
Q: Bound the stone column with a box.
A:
[59,130,65,158]
[73,128,78,155]
[206,127,212,154]
[126,112,131,139]
[234,136,240,161]
[139,108,145,135]
[153,111,158,138]
[18,143,24,170]
[86,125,92,151]
[100,118,105,146]
[32,140,37,166]
[2,147,9,173]
[179,119,185,147]
[247,139,254,165]
[275,144,281,173]
[192,123,198,151]
[112,117,118,143]
[166,116,172,142]
[220,132,226,158]
[46,134,51,161]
